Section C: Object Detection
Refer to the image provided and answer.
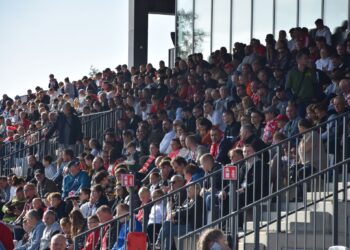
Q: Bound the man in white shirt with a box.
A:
[159,119,176,154]
[315,19,332,46]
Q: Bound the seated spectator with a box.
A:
[223,110,241,140]
[155,183,203,250]
[2,186,26,223]
[96,205,118,250]
[70,209,87,249]
[209,126,232,165]
[185,134,208,164]
[77,188,91,218]
[0,221,14,250]
[89,138,102,157]
[123,141,141,172]
[316,48,333,72]
[35,169,59,199]
[262,107,279,145]
[32,197,45,219]
[147,189,166,244]
[159,119,176,154]
[297,119,327,172]
[90,184,109,215]
[48,192,69,220]
[168,138,188,159]
[42,155,57,181]
[238,144,269,209]
[138,143,160,177]
[111,183,128,215]
[183,163,204,183]
[62,160,90,198]
[111,203,142,250]
[50,234,67,250]
[40,210,61,250]
[83,215,100,250]
[59,218,72,248]
[26,155,45,184]
[158,160,174,189]
[15,209,45,250]
[135,187,151,226]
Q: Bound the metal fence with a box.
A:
[0,108,122,176]
[73,111,350,250]
[180,158,350,250]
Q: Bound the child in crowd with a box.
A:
[112,203,142,250]
[135,187,151,224]
[42,155,57,180]
[32,197,45,219]
[84,215,100,250]
[147,189,165,244]
[60,217,73,248]
[149,172,161,193]
[124,141,140,172]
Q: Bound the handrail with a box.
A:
[1,108,115,148]
[179,157,350,240]
[73,110,350,243]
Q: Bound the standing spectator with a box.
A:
[286,49,317,117]
[45,102,83,152]
[197,228,231,250]
[315,19,332,46]
[64,77,76,99]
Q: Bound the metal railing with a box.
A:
[180,158,350,250]
[0,108,122,176]
[73,110,350,250]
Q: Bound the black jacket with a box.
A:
[177,195,204,229]
[46,112,83,145]
[239,159,269,204]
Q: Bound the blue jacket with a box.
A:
[111,218,142,250]
[15,221,45,250]
[62,170,90,198]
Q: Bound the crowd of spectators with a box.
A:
[0,18,350,249]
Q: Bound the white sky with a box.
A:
[0,0,174,98]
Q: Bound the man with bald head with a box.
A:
[50,234,67,250]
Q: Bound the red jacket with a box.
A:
[0,222,14,250]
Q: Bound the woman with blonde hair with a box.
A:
[197,228,231,250]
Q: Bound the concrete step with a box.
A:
[246,211,333,233]
[239,231,345,250]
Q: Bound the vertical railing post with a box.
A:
[253,204,260,250]
[230,179,237,250]
[332,164,339,245]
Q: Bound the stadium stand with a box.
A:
[0,18,350,249]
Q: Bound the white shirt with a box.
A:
[159,130,176,154]
[316,26,332,45]
[148,202,165,225]
[315,57,333,71]
[40,222,61,250]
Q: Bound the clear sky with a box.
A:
[0,0,174,98]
